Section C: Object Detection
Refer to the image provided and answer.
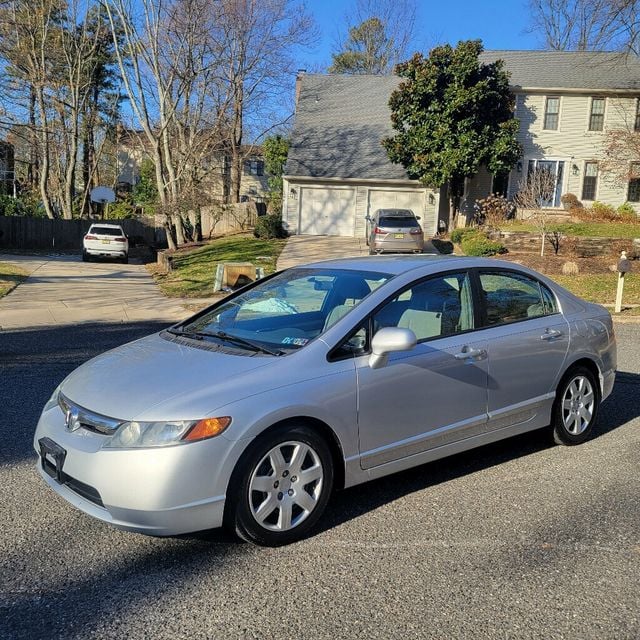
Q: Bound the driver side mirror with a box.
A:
[369,327,417,369]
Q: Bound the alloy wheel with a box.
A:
[248,440,324,532]
[561,375,595,435]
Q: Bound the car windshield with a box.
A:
[90,226,123,236]
[181,267,392,352]
[378,216,420,228]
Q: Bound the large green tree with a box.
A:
[383,40,521,229]
[329,17,393,74]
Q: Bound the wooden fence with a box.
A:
[0,203,261,251]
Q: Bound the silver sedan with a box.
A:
[34,256,616,546]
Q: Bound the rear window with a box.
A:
[378,216,420,228]
[90,226,123,236]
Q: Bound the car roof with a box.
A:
[292,254,531,277]
[89,223,123,228]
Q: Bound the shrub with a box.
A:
[460,230,507,256]
[560,193,583,210]
[450,227,476,244]
[561,261,579,275]
[106,199,136,219]
[253,213,288,239]
[617,202,637,220]
[591,201,617,220]
[473,194,515,228]
[0,193,43,217]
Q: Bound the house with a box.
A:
[283,51,640,237]
[117,128,269,204]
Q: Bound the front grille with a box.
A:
[58,394,123,435]
[42,456,104,508]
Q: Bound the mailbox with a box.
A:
[618,258,631,274]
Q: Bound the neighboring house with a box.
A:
[117,129,269,204]
[284,51,640,237]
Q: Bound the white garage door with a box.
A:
[368,190,425,218]
[300,187,356,236]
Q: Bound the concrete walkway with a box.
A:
[276,235,441,270]
[0,254,189,330]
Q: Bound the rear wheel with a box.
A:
[82,250,90,262]
[121,254,128,264]
[226,425,334,546]
[551,366,600,445]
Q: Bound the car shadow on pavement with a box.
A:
[317,370,640,537]
[0,321,172,467]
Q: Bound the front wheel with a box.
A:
[551,366,600,445]
[226,426,334,546]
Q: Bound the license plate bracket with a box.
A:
[394,233,404,239]
[39,437,67,483]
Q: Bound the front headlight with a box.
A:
[104,417,232,448]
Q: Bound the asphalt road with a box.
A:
[1,322,639,639]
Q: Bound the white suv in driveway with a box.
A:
[82,224,129,263]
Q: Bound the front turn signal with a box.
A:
[183,417,232,442]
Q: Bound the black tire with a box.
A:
[225,425,334,546]
[121,254,128,264]
[82,251,90,262]
[551,366,600,445]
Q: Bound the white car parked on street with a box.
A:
[82,224,129,263]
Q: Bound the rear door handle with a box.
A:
[454,347,487,361]
[541,328,563,341]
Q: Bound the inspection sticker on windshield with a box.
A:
[281,337,309,346]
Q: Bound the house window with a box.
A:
[628,163,640,202]
[543,97,560,130]
[492,171,510,197]
[635,100,640,132]
[244,159,264,176]
[582,162,598,200]
[589,97,605,131]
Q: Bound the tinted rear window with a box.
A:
[378,216,420,228]
[90,227,123,236]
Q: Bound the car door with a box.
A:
[354,271,489,470]
[476,269,570,432]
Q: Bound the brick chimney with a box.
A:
[294,69,306,111]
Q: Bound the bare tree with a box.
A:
[529,0,640,53]
[514,169,559,256]
[104,0,229,247]
[211,0,315,203]
[330,0,417,74]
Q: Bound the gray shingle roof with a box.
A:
[284,74,405,181]
[480,50,640,90]
[285,51,640,180]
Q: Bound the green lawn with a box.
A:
[501,221,640,239]
[552,273,640,305]
[0,261,27,298]
[154,235,287,298]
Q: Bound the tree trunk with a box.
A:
[28,85,38,190]
[230,77,244,204]
[35,87,55,219]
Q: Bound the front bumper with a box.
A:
[33,405,231,536]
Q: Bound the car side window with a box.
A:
[372,272,474,342]
[479,271,556,326]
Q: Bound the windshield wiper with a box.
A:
[170,327,283,356]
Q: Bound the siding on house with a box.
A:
[506,92,638,208]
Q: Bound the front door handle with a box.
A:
[454,347,487,361]
[541,328,563,341]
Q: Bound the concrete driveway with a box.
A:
[277,235,441,270]
[0,254,187,330]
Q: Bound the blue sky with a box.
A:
[300,0,541,70]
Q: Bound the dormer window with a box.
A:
[543,97,560,130]
[589,97,605,131]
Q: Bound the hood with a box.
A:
[60,332,277,421]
